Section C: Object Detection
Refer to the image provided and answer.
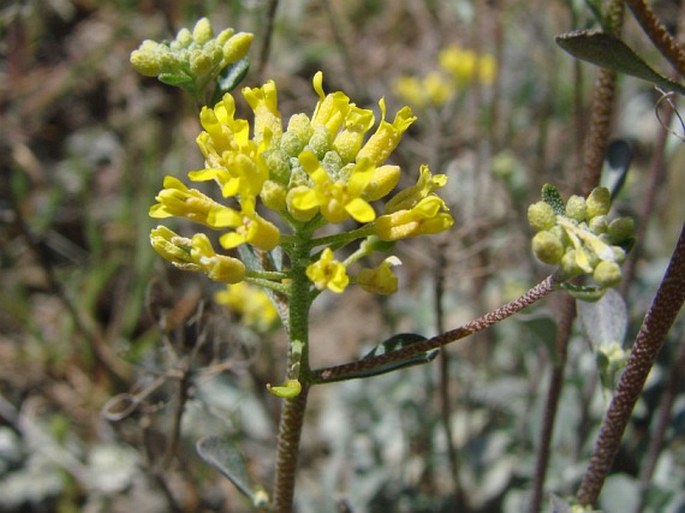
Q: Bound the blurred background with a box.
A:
[1,1,684,512]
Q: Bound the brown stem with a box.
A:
[257,0,280,79]
[577,221,685,507]
[528,294,576,513]
[632,339,685,513]
[434,246,469,511]
[581,0,625,195]
[626,0,685,76]
[272,386,310,513]
[312,275,556,384]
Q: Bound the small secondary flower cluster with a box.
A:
[528,185,634,288]
[393,45,497,109]
[149,70,454,296]
[130,17,252,98]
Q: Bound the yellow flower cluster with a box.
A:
[215,282,279,332]
[393,45,497,109]
[149,71,453,294]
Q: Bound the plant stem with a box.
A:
[626,0,685,75]
[576,221,685,507]
[528,294,576,513]
[312,275,556,384]
[581,0,624,195]
[272,387,310,513]
[272,234,313,513]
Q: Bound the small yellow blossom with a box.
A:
[191,233,246,283]
[357,256,401,295]
[289,151,376,223]
[423,70,453,105]
[384,165,448,213]
[439,46,496,86]
[215,282,279,331]
[219,196,281,251]
[356,99,416,166]
[149,176,242,228]
[150,226,199,270]
[306,248,349,293]
[375,196,454,241]
[242,80,282,145]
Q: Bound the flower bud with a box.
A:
[223,32,254,63]
[607,216,634,244]
[175,28,193,47]
[586,186,611,218]
[589,215,609,234]
[192,17,213,44]
[593,260,622,287]
[260,180,287,211]
[532,230,564,264]
[527,201,556,232]
[565,195,586,222]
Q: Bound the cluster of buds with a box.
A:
[528,184,634,288]
[130,17,252,98]
[393,45,497,109]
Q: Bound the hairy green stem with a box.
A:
[272,234,313,513]
[577,222,685,507]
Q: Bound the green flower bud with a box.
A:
[593,260,622,287]
[130,48,162,76]
[589,215,609,234]
[216,27,236,46]
[306,125,330,159]
[175,28,193,48]
[281,114,312,156]
[527,201,556,232]
[532,230,564,264]
[560,249,583,278]
[607,216,634,244]
[264,148,291,183]
[586,186,611,218]
[260,180,287,211]
[192,17,213,44]
[190,51,214,75]
[223,32,254,63]
[565,195,587,222]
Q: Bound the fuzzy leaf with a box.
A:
[340,333,438,381]
[541,183,566,215]
[577,288,628,347]
[603,139,633,199]
[196,436,256,500]
[555,30,685,95]
[217,57,250,93]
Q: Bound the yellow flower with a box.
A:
[150,226,199,270]
[190,233,246,283]
[423,71,453,105]
[332,104,376,163]
[191,93,268,198]
[311,71,353,136]
[356,99,416,166]
[149,226,245,283]
[149,176,242,228]
[215,282,279,331]
[289,151,376,224]
[306,248,349,293]
[357,256,401,295]
[242,80,282,145]
[375,196,453,241]
[219,196,281,251]
[439,46,496,86]
[393,75,427,109]
[384,165,448,213]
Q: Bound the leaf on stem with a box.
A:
[217,56,250,94]
[333,333,438,382]
[196,436,267,506]
[555,30,685,95]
